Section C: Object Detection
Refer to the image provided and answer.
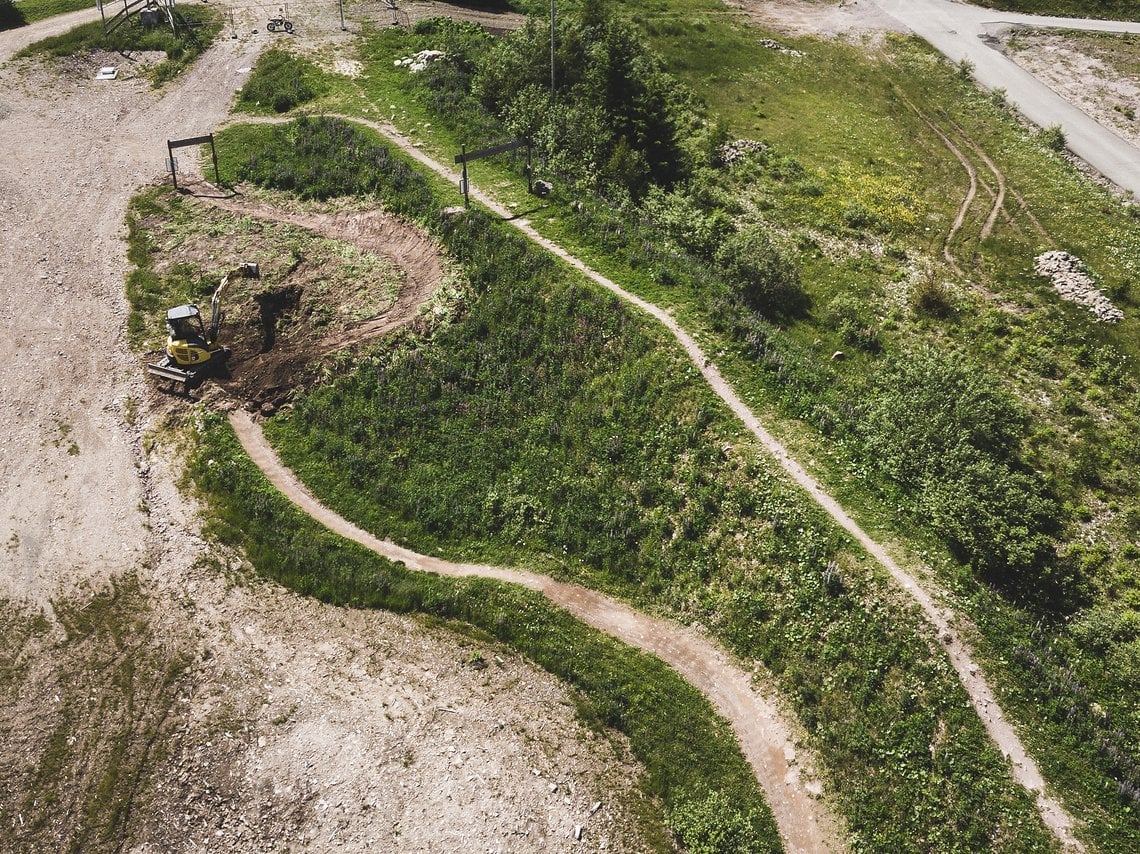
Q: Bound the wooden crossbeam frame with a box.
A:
[454,139,532,207]
[167,134,220,191]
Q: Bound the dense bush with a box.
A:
[410,3,695,199]
[237,48,320,113]
[857,348,1069,604]
[231,117,436,211]
[716,227,806,317]
[0,0,24,30]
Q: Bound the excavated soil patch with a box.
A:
[140,191,446,411]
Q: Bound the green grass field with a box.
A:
[159,0,1140,848]
[0,0,90,32]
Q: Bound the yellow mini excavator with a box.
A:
[147,262,259,387]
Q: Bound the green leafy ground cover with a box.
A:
[190,413,780,854]
[0,0,90,32]
[235,47,324,114]
[208,116,1054,852]
[15,6,221,85]
[978,1,1140,20]
[219,0,1140,846]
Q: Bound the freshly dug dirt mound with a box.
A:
[148,191,447,412]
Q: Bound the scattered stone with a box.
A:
[1034,250,1123,322]
[758,38,806,57]
[395,50,446,73]
[718,138,770,165]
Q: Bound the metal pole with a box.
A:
[339,0,345,31]
[550,0,555,100]
[168,141,178,191]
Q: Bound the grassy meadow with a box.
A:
[176,0,1140,848]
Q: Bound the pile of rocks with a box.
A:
[1034,250,1124,323]
[394,50,445,73]
[719,138,770,165]
[758,38,806,57]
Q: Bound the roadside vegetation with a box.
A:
[15,6,222,85]
[979,1,1140,20]
[204,0,1140,848]
[0,0,90,32]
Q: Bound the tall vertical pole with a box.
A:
[549,0,555,101]
[210,135,221,185]
[339,0,345,31]
[460,144,469,208]
[168,141,178,191]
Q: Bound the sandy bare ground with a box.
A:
[1003,28,1140,153]
[0,11,657,853]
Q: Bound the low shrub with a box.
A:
[237,48,321,114]
[225,117,436,211]
[715,227,806,317]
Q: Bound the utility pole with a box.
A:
[550,0,555,100]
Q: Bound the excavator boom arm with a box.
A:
[208,262,259,343]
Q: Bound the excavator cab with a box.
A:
[148,262,259,387]
[165,304,212,365]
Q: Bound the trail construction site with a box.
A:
[1,1,1136,852]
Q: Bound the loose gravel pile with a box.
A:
[1034,250,1124,322]
[720,138,770,165]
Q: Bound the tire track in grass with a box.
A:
[893,88,976,274]
[229,410,845,854]
[951,120,1007,241]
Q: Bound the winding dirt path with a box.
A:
[229,410,844,854]
[196,194,445,349]
[312,113,1083,848]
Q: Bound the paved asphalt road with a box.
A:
[868,0,1140,196]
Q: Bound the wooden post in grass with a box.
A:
[460,144,469,208]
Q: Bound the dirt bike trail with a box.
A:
[229,408,845,854]
[315,113,1083,850]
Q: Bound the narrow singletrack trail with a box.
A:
[229,410,845,854]
[293,112,1084,848]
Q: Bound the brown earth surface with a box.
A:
[144,190,448,412]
